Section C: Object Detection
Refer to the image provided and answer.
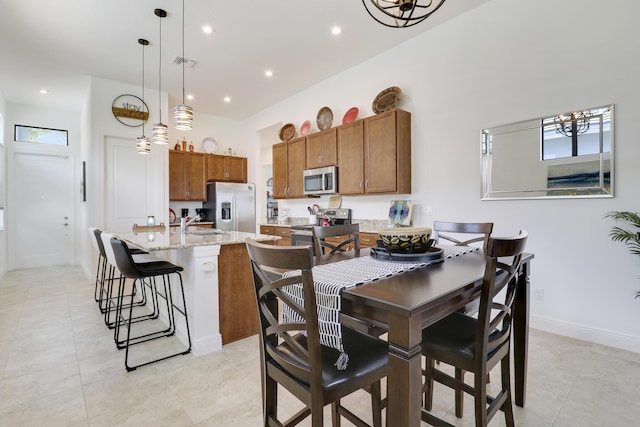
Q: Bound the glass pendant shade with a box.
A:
[152,122,168,144]
[136,136,151,154]
[174,104,193,130]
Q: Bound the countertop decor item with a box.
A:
[362,0,447,29]
[373,86,402,114]
[378,227,433,252]
[388,199,413,226]
[342,107,359,124]
[203,137,217,153]
[278,123,296,141]
[316,106,333,130]
[300,120,311,136]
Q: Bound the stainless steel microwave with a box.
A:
[303,166,337,195]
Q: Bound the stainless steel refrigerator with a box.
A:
[202,182,256,232]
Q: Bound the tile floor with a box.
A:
[1,265,640,426]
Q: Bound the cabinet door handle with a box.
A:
[365,180,369,189]
[360,180,363,189]
[318,155,322,164]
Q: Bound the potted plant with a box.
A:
[605,211,640,298]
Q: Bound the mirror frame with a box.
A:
[481,104,614,200]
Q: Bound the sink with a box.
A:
[188,228,223,235]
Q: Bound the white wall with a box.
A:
[241,0,640,352]
[0,91,6,276]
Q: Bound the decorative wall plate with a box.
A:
[279,123,296,141]
[300,120,311,136]
[342,107,359,124]
[203,137,217,153]
[316,106,333,130]
[372,86,402,114]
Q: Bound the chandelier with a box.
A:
[362,0,447,28]
[554,111,592,137]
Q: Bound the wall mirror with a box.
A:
[481,104,613,200]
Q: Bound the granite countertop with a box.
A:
[261,218,387,234]
[116,227,277,251]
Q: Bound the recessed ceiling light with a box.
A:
[331,26,342,35]
[202,25,213,34]
[264,70,273,78]
[39,89,48,94]
[187,94,194,100]
[224,97,231,103]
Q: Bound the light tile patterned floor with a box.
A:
[1,265,639,426]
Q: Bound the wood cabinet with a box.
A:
[169,151,207,201]
[337,120,365,194]
[273,136,306,199]
[338,109,411,195]
[305,128,337,168]
[260,225,291,246]
[359,232,380,248]
[218,243,259,344]
[206,154,247,183]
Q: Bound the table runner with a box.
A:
[282,245,479,369]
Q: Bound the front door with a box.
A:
[11,150,75,268]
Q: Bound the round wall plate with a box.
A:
[203,137,218,153]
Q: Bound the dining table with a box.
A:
[315,247,533,427]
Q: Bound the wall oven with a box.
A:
[303,166,337,195]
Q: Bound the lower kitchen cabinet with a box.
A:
[359,232,380,248]
[259,225,291,246]
[218,243,259,344]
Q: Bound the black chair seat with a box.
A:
[134,261,183,277]
[422,312,504,373]
[276,326,388,390]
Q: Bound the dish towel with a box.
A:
[282,245,478,369]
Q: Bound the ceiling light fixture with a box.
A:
[362,0,447,28]
[152,8,168,144]
[331,26,342,35]
[265,70,273,78]
[39,89,48,94]
[136,38,151,154]
[554,111,592,137]
[174,0,193,130]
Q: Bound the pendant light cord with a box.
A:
[182,0,186,105]
[158,14,162,120]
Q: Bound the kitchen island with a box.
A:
[115,227,277,355]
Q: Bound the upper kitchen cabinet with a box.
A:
[305,128,337,168]
[206,154,247,183]
[337,120,365,194]
[338,109,411,195]
[273,136,306,199]
[169,151,207,201]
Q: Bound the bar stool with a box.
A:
[99,231,154,329]
[89,227,107,305]
[109,237,192,371]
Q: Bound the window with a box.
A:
[14,125,68,146]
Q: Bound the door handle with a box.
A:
[63,223,69,226]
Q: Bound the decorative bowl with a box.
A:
[378,227,432,252]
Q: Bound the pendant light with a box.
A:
[136,38,151,154]
[174,0,193,130]
[152,8,169,144]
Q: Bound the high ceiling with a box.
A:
[0,0,489,120]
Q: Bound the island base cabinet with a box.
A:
[217,244,259,344]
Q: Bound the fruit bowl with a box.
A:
[378,227,432,253]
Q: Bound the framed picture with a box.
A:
[388,200,413,227]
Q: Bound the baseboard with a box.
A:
[531,314,640,354]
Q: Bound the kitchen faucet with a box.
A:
[180,213,202,234]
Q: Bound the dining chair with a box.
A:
[312,223,360,259]
[421,230,528,427]
[432,221,493,252]
[245,239,388,427]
